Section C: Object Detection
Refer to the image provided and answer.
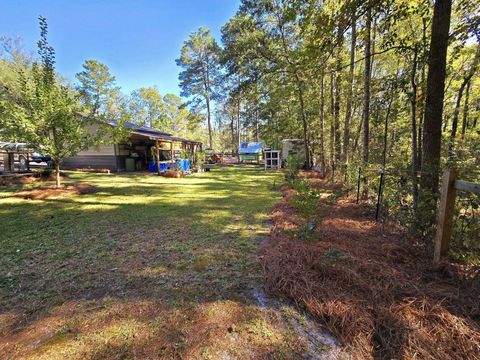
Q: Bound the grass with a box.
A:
[0,166,315,359]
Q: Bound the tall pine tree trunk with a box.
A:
[361,5,372,197]
[295,75,310,169]
[410,49,419,219]
[320,72,326,175]
[334,27,343,168]
[343,17,356,164]
[330,71,335,175]
[237,98,241,161]
[420,0,452,225]
[362,6,372,166]
[205,92,213,149]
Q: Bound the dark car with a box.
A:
[31,152,52,164]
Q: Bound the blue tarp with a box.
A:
[238,142,263,154]
[148,159,191,173]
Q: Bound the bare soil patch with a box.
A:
[263,173,480,359]
[13,184,97,200]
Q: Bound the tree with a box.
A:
[343,11,356,164]
[163,93,203,138]
[75,59,120,117]
[3,17,98,187]
[448,45,479,159]
[420,0,453,223]
[129,86,165,128]
[362,4,372,167]
[176,27,221,149]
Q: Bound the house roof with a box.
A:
[79,114,201,145]
[239,142,263,154]
[105,120,172,137]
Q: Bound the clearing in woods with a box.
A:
[0,167,340,359]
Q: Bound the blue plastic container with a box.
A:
[148,161,157,172]
[148,161,172,173]
[148,160,190,173]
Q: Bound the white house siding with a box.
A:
[62,143,118,170]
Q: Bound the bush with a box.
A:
[291,177,321,219]
[284,154,301,183]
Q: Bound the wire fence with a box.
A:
[343,165,480,263]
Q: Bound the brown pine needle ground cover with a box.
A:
[13,184,97,200]
[263,172,480,359]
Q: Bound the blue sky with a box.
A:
[0,0,240,96]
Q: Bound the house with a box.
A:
[62,119,202,172]
[238,142,263,162]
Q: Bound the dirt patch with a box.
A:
[13,184,97,200]
[263,173,480,359]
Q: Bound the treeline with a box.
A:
[179,0,479,235]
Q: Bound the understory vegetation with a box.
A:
[264,173,480,359]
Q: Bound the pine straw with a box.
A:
[263,174,480,359]
[13,184,97,200]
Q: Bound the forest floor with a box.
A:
[263,172,480,359]
[0,167,343,359]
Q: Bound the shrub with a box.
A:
[291,177,321,219]
[284,154,301,183]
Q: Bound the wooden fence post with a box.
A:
[433,169,458,263]
[156,140,161,176]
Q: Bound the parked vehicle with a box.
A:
[0,142,52,171]
[31,152,52,164]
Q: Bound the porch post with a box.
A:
[156,140,161,176]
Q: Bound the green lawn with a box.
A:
[0,167,312,359]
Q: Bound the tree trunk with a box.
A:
[237,98,241,161]
[55,162,61,188]
[334,26,343,169]
[205,93,213,149]
[296,78,311,169]
[334,64,342,168]
[473,99,479,128]
[255,106,259,142]
[361,6,372,197]
[461,79,471,139]
[343,17,356,164]
[420,0,452,198]
[362,6,372,165]
[320,72,326,175]
[230,113,235,152]
[417,18,428,171]
[448,79,468,159]
[329,71,335,175]
[418,62,426,172]
[410,49,419,219]
[382,98,393,169]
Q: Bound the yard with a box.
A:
[0,167,338,359]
